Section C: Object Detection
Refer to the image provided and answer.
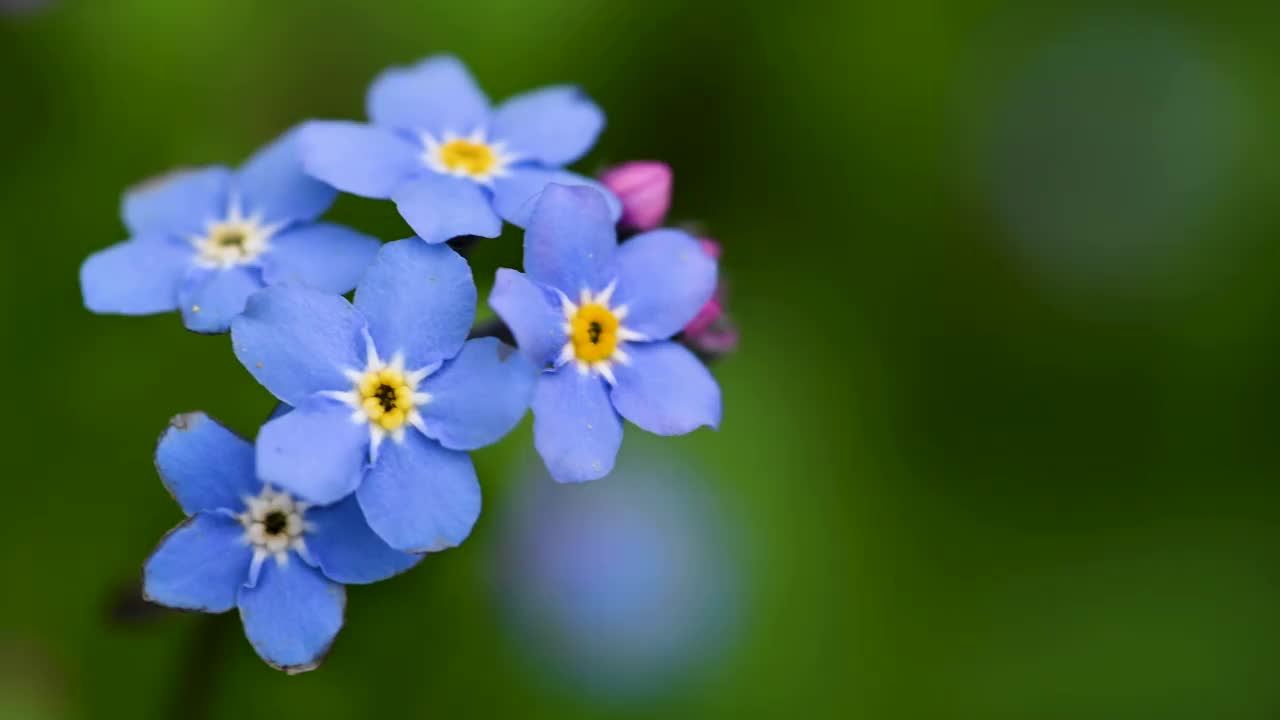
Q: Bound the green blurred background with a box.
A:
[3,0,1280,717]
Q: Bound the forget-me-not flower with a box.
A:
[80,126,380,333]
[495,449,742,694]
[298,55,620,245]
[231,239,536,552]
[143,412,420,674]
[488,184,722,483]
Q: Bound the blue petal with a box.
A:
[417,338,536,451]
[155,412,260,515]
[614,229,718,340]
[178,266,264,334]
[390,172,502,245]
[354,239,475,369]
[122,167,231,238]
[487,268,566,367]
[235,126,337,225]
[306,495,422,585]
[491,85,604,166]
[532,367,623,483]
[256,398,369,505]
[298,121,421,199]
[357,431,479,553]
[516,183,618,295]
[237,555,345,674]
[80,238,191,315]
[144,513,250,613]
[492,168,621,229]
[610,341,721,435]
[261,222,382,294]
[365,55,490,135]
[231,285,367,406]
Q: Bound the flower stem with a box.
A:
[165,613,232,720]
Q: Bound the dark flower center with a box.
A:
[374,383,398,412]
[217,230,246,248]
[263,511,288,536]
[587,321,603,344]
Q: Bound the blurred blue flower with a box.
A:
[298,55,620,245]
[495,449,743,696]
[489,184,721,483]
[80,126,380,333]
[231,239,536,552]
[143,412,420,674]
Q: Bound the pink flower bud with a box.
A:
[697,238,722,261]
[684,295,723,338]
[683,238,738,356]
[599,161,672,231]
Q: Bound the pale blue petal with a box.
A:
[390,172,502,245]
[354,239,475,368]
[144,513,250,613]
[487,268,566,367]
[610,342,721,435]
[256,398,369,506]
[237,555,345,674]
[122,167,231,238]
[80,238,191,315]
[178,266,264,334]
[532,367,623,483]
[366,55,490,135]
[357,431,479,553]
[613,229,718,340]
[261,223,382,294]
[155,412,259,515]
[306,495,422,585]
[298,121,421,199]
[231,285,367,406]
[492,168,621,229]
[236,126,337,225]
[516,183,617,295]
[417,338,536,451]
[491,85,604,166]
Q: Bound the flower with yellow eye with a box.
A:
[191,196,281,270]
[420,128,518,184]
[326,339,433,456]
[80,125,379,333]
[490,185,723,484]
[554,281,649,386]
[233,239,537,554]
[298,54,622,246]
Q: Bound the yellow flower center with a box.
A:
[197,221,269,266]
[357,367,417,430]
[439,139,498,177]
[215,228,247,249]
[570,303,620,363]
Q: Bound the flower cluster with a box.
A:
[80,56,735,673]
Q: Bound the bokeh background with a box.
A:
[3,0,1280,717]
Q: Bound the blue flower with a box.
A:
[488,184,722,483]
[494,449,743,695]
[230,239,537,552]
[298,55,621,245]
[143,412,420,674]
[80,126,381,333]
